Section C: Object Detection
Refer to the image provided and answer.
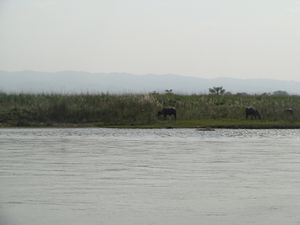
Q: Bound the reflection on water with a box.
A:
[1,128,300,225]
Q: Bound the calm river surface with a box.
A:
[1,128,300,225]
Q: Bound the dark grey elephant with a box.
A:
[245,107,261,119]
[157,107,176,120]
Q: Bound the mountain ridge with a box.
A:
[0,71,299,94]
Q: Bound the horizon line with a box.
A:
[0,70,299,82]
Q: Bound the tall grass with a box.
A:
[0,92,299,126]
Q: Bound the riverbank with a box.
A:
[1,92,299,128]
[1,119,300,129]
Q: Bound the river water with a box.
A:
[1,128,300,225]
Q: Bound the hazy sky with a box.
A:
[0,0,299,80]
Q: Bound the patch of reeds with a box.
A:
[0,92,299,126]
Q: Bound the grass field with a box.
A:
[0,92,299,128]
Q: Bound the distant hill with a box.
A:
[0,70,299,94]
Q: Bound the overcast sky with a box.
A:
[0,0,299,80]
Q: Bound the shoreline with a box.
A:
[1,119,300,129]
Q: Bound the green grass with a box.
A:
[0,92,299,128]
[103,119,300,129]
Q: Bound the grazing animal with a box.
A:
[245,107,261,119]
[285,108,294,115]
[157,107,176,120]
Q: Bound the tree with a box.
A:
[236,92,248,96]
[165,89,173,94]
[272,90,289,96]
[209,86,226,95]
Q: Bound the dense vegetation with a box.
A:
[0,92,299,127]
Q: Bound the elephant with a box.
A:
[245,107,261,119]
[285,108,294,115]
[157,107,176,120]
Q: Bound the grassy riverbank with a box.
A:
[0,92,299,128]
[97,119,300,129]
[1,119,300,129]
